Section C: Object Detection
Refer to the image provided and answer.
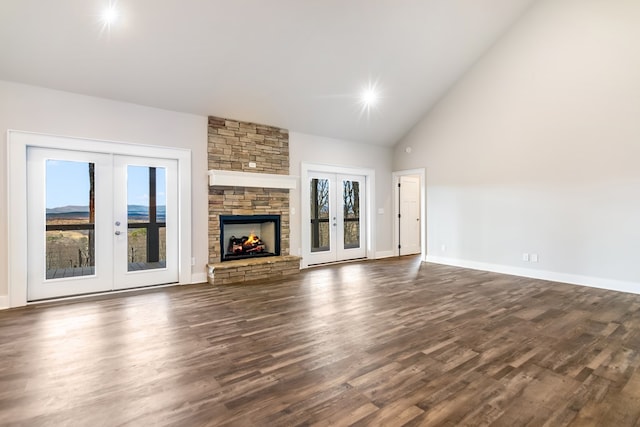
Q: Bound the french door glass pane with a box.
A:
[310,178,330,252]
[343,180,360,249]
[127,166,167,271]
[45,160,96,279]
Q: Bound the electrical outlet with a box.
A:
[531,254,539,263]
[191,257,196,266]
[441,244,446,252]
[522,253,530,262]
[248,162,257,168]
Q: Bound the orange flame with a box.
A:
[245,233,259,245]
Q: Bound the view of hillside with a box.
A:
[46,206,167,273]
[46,205,166,221]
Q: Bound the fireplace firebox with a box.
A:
[219,215,281,262]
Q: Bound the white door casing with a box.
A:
[301,163,375,268]
[7,130,192,307]
[392,169,426,260]
[26,150,180,300]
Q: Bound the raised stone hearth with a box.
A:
[207,255,301,285]
[207,116,300,285]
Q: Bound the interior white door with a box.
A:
[307,172,366,265]
[27,148,179,301]
[399,175,421,255]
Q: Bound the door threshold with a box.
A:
[306,257,368,268]
[27,282,182,305]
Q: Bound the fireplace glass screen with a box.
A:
[220,215,281,261]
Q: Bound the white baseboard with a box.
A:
[426,255,640,295]
[191,272,208,284]
[375,251,395,260]
[0,295,8,310]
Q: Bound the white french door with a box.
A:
[307,172,366,265]
[27,147,178,301]
[113,155,178,290]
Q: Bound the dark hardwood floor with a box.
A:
[2,256,640,426]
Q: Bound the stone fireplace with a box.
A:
[207,116,300,285]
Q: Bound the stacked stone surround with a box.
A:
[208,187,290,262]
[207,116,300,285]
[208,116,290,174]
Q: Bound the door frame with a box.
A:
[7,130,192,308]
[392,168,426,261]
[301,162,375,269]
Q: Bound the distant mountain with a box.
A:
[127,205,166,221]
[46,205,166,221]
[46,205,89,214]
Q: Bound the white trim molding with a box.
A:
[209,169,297,190]
[191,272,208,284]
[0,296,8,310]
[426,255,640,295]
[375,251,395,259]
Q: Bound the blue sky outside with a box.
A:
[46,160,166,209]
[127,165,166,208]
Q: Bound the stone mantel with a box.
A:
[208,169,297,190]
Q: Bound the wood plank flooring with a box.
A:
[2,256,640,426]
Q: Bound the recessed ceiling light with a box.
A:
[358,81,381,119]
[362,88,378,107]
[101,4,119,26]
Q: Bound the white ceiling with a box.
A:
[0,0,536,146]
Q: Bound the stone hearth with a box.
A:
[207,255,301,285]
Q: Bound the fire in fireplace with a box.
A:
[229,233,266,255]
[220,215,281,261]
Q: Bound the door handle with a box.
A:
[115,230,121,236]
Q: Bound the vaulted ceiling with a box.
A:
[0,0,536,145]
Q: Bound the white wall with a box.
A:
[0,80,209,306]
[289,132,394,260]
[393,0,640,292]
